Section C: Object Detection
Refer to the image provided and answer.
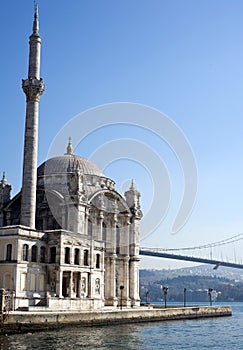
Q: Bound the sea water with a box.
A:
[0,303,242,350]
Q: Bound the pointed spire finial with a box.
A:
[66,137,73,155]
[130,179,135,190]
[1,172,7,187]
[33,2,39,34]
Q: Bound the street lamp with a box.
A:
[120,285,124,310]
[208,288,213,306]
[163,286,168,308]
[184,288,187,307]
[146,290,150,304]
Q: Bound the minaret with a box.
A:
[20,4,44,228]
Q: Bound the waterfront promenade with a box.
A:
[0,305,232,334]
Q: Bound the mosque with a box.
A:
[0,6,142,311]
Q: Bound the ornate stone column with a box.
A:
[21,5,44,228]
[129,257,141,306]
[104,255,117,306]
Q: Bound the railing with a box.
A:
[0,289,15,324]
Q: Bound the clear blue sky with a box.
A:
[1,0,243,268]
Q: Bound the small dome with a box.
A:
[37,154,105,177]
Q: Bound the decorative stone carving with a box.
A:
[22,78,45,102]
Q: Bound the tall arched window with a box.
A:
[116,225,120,254]
[50,247,56,263]
[5,244,12,261]
[40,246,46,263]
[84,249,89,266]
[31,245,37,262]
[74,248,80,265]
[64,247,70,264]
[22,244,29,261]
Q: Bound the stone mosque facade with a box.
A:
[0,6,142,311]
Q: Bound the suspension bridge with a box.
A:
[140,233,243,269]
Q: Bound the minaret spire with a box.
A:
[33,3,39,34]
[20,5,44,228]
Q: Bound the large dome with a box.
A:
[37,154,105,177]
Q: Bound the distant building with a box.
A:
[0,5,142,311]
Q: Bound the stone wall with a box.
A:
[0,305,232,334]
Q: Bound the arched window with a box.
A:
[50,247,56,263]
[40,246,46,263]
[74,248,80,265]
[84,249,89,266]
[31,245,37,262]
[22,244,29,261]
[64,247,70,264]
[102,222,106,242]
[95,254,100,269]
[88,219,92,236]
[116,225,120,254]
[5,244,12,261]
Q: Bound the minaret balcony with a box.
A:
[22,78,45,102]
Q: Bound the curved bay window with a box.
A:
[5,244,12,261]
[22,244,29,261]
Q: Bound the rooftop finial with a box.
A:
[33,2,39,34]
[1,172,7,187]
[66,137,73,155]
[130,179,135,190]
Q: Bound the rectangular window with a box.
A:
[95,254,100,269]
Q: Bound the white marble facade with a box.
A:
[0,6,142,311]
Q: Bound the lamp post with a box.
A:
[120,285,124,310]
[163,286,168,308]
[208,288,213,306]
[146,290,150,304]
[184,288,187,307]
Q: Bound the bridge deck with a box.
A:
[140,249,243,269]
